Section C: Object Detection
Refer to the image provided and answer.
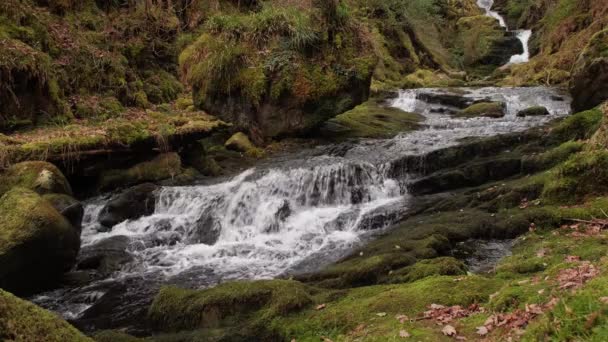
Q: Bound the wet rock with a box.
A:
[570,29,608,112]
[456,101,506,118]
[98,183,158,230]
[517,106,550,117]
[417,92,473,109]
[0,188,81,294]
[191,214,222,245]
[225,132,254,152]
[0,289,92,341]
[408,157,522,195]
[0,161,72,197]
[77,236,133,277]
[265,200,292,233]
[43,193,84,231]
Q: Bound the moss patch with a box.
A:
[323,99,423,139]
[0,289,91,341]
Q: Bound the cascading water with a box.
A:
[477,0,532,64]
[33,87,572,329]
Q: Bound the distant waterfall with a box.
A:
[477,0,532,64]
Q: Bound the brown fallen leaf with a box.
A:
[565,255,581,262]
[376,312,387,317]
[396,314,409,324]
[476,326,489,336]
[316,304,326,311]
[442,325,457,337]
[399,329,411,338]
[321,337,333,342]
[599,297,608,304]
[455,336,467,341]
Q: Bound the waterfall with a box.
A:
[34,86,572,322]
[476,0,531,64]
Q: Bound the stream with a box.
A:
[32,86,572,332]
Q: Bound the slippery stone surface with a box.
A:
[517,106,550,117]
[98,183,158,230]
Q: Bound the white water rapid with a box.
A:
[477,0,532,64]
[34,87,572,325]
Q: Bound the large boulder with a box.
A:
[0,188,81,294]
[0,289,92,341]
[570,29,608,112]
[98,183,158,230]
[0,161,72,197]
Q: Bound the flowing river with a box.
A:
[32,86,571,332]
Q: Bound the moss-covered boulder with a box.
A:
[456,15,523,68]
[98,153,183,191]
[456,102,506,118]
[148,280,313,332]
[570,29,608,112]
[0,161,72,197]
[225,132,255,153]
[42,193,84,231]
[0,289,92,341]
[0,188,80,294]
[517,106,550,117]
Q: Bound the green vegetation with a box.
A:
[325,99,423,139]
[0,289,91,341]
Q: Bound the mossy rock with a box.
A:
[322,99,423,139]
[225,132,254,153]
[387,257,467,284]
[148,280,314,332]
[456,102,506,118]
[517,106,550,117]
[0,289,92,342]
[0,161,72,197]
[0,187,80,294]
[570,29,608,112]
[99,153,183,191]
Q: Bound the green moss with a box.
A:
[0,289,91,342]
[73,96,124,120]
[325,99,423,139]
[148,280,314,332]
[275,275,500,341]
[543,150,608,204]
[99,153,183,190]
[549,107,604,144]
[456,102,506,118]
[0,187,79,293]
[522,141,585,173]
[456,15,505,67]
[387,257,467,284]
[225,132,255,152]
[0,161,72,197]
